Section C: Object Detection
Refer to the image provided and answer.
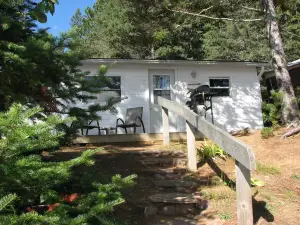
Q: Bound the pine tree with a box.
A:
[69,0,205,59]
[0,1,120,125]
[0,104,136,224]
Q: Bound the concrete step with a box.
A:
[119,150,187,158]
[152,217,198,225]
[139,158,187,167]
[149,193,204,204]
[142,167,187,175]
[147,193,208,217]
[152,180,197,188]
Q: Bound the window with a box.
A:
[86,76,121,102]
[153,75,171,103]
[209,78,230,97]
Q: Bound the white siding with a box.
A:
[75,62,263,135]
[175,65,263,132]
[76,64,150,135]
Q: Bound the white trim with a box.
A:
[83,59,268,67]
[288,59,300,69]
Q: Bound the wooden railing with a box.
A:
[158,96,256,225]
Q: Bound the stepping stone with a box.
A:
[142,168,187,175]
[154,217,198,225]
[153,180,197,188]
[120,150,186,157]
[149,193,204,204]
[136,150,187,158]
[139,158,187,167]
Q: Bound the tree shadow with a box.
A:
[200,159,274,224]
[253,199,275,224]
[205,159,236,189]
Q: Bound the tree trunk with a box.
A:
[265,0,299,123]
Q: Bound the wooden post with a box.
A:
[186,121,197,172]
[162,107,169,146]
[235,161,253,225]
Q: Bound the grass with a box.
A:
[256,161,281,175]
[261,127,275,139]
[265,203,275,214]
[201,187,235,201]
[291,174,300,180]
[218,212,232,221]
[183,173,197,181]
[283,189,297,200]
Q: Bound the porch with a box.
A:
[73,132,204,144]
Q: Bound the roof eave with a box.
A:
[82,59,269,67]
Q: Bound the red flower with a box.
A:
[47,203,60,212]
[68,193,79,202]
[62,193,80,203]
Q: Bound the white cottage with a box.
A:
[76,59,266,135]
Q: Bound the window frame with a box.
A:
[209,77,230,97]
[102,75,122,95]
[152,75,172,102]
[85,75,122,102]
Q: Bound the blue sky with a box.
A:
[39,0,96,36]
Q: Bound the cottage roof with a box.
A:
[83,58,269,67]
[288,59,300,70]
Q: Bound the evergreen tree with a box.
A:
[0,1,120,122]
[0,104,136,224]
[70,0,300,62]
[69,0,205,59]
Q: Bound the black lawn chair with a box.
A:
[72,118,106,135]
[116,107,145,134]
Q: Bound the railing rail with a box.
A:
[157,96,256,225]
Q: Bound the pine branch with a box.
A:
[241,6,263,12]
[170,9,262,22]
[0,194,18,211]
[199,6,213,14]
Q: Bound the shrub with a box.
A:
[198,142,227,160]
[262,90,283,127]
[261,127,275,139]
[0,104,135,224]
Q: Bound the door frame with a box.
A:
[148,69,175,133]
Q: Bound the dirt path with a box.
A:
[58,130,300,224]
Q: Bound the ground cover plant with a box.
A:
[0,104,135,224]
[197,141,228,161]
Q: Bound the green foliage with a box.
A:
[203,21,269,61]
[291,174,300,180]
[69,0,204,59]
[198,141,227,160]
[219,212,232,221]
[0,104,136,224]
[262,90,284,127]
[0,194,18,212]
[256,161,281,175]
[0,1,121,142]
[69,0,300,62]
[251,178,265,187]
[1,0,59,24]
[261,127,275,139]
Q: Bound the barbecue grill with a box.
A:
[186,84,216,124]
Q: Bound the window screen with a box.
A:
[209,78,230,97]
[86,76,121,102]
[153,75,171,102]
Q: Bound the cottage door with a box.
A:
[149,69,176,133]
